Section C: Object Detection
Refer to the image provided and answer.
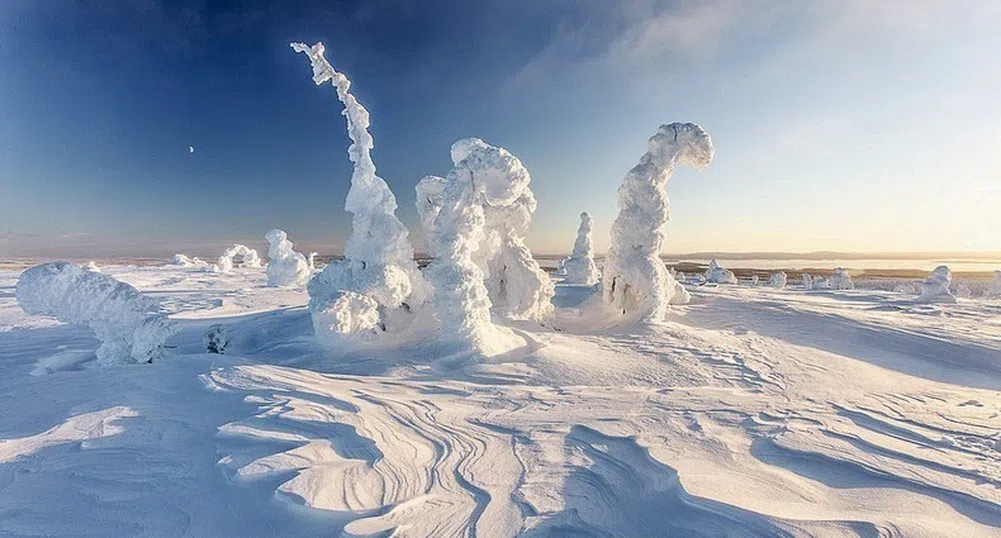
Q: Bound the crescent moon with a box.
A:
[188,146,195,153]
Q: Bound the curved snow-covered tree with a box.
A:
[830,267,854,290]
[601,123,714,320]
[915,265,956,303]
[265,229,311,287]
[292,41,430,347]
[563,212,601,285]
[16,262,175,365]
[705,258,737,284]
[767,271,787,289]
[215,244,261,273]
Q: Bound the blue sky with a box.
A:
[2,0,999,258]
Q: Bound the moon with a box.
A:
[188,145,194,153]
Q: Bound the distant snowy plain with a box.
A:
[1,263,1000,537]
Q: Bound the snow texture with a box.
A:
[705,258,738,285]
[264,229,311,288]
[768,272,787,289]
[916,265,957,303]
[601,123,714,321]
[562,212,601,286]
[215,244,261,273]
[292,41,429,347]
[830,267,855,290]
[15,262,174,365]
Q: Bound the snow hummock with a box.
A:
[705,258,738,284]
[562,212,601,286]
[15,262,174,365]
[767,271,787,289]
[601,123,714,321]
[830,267,855,290]
[916,265,957,303]
[215,244,262,273]
[422,138,551,353]
[264,229,311,288]
[292,41,429,348]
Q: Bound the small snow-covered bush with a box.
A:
[705,259,737,284]
[265,229,311,287]
[915,265,956,303]
[768,272,787,289]
[830,267,854,290]
[601,123,714,320]
[16,262,175,365]
[563,212,601,286]
[204,324,229,354]
[215,244,261,273]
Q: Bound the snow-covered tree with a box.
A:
[802,273,813,290]
[705,258,737,284]
[830,267,854,290]
[292,41,430,348]
[16,262,175,365]
[915,265,956,303]
[750,275,760,286]
[215,244,261,273]
[415,174,448,255]
[562,212,601,286]
[601,123,714,320]
[265,229,311,288]
[767,272,787,289]
[812,276,831,290]
[990,270,1001,297]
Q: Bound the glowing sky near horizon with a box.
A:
[1,0,999,258]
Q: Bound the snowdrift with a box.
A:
[16,262,175,365]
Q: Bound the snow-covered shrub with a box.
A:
[215,244,261,273]
[16,262,175,365]
[768,272,787,289]
[293,41,429,349]
[830,267,854,290]
[705,258,737,284]
[265,229,311,287]
[422,138,553,351]
[601,123,714,320]
[204,324,229,354]
[915,265,956,303]
[563,212,601,286]
[802,273,813,290]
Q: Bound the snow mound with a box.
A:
[172,254,209,268]
[705,258,737,284]
[830,267,855,290]
[563,212,601,286]
[768,272,787,289]
[916,265,957,303]
[601,123,714,321]
[292,41,429,349]
[15,262,175,365]
[264,229,311,288]
[422,138,551,353]
[215,244,261,273]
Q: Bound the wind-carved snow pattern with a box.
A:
[916,265,957,303]
[830,267,855,290]
[562,212,601,286]
[601,123,714,321]
[264,229,311,288]
[215,245,262,273]
[420,138,552,354]
[16,262,175,365]
[705,258,737,285]
[767,271,787,289]
[292,41,429,349]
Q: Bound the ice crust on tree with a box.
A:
[915,265,957,303]
[830,267,854,290]
[768,272,787,289]
[265,229,311,288]
[16,262,175,365]
[292,41,429,348]
[215,245,261,273]
[421,138,552,353]
[562,212,601,286]
[601,123,714,321]
[705,258,737,285]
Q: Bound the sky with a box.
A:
[1,0,1000,259]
